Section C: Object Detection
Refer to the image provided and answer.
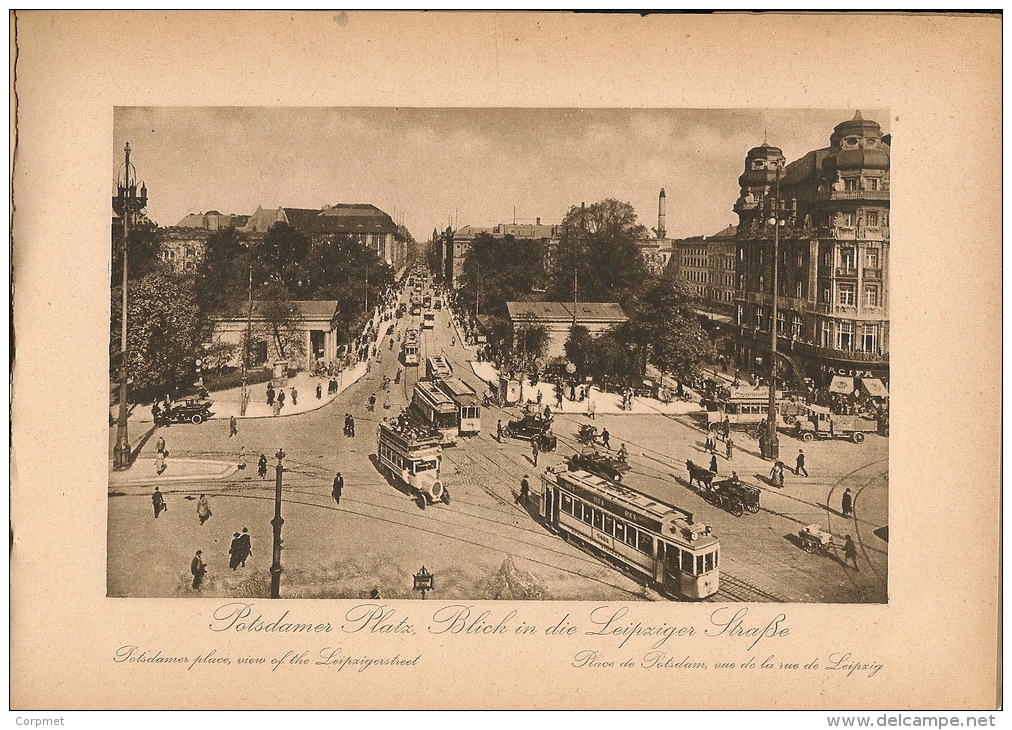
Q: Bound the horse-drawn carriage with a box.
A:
[685,461,760,517]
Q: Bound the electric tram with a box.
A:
[435,377,482,436]
[402,329,420,366]
[377,419,448,508]
[539,468,720,599]
[411,381,459,445]
[425,355,453,381]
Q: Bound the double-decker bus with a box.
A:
[411,381,459,445]
[402,329,420,366]
[377,420,447,508]
[539,468,719,600]
[435,377,482,436]
[425,355,453,381]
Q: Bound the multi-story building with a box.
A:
[438,219,560,289]
[669,224,736,313]
[240,203,407,271]
[732,111,890,389]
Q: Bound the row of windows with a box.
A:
[558,492,717,576]
[822,283,881,308]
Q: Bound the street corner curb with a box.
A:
[108,459,238,487]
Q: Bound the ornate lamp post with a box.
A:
[763,161,784,462]
[269,448,286,599]
[112,142,146,470]
[413,566,434,599]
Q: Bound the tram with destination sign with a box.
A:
[402,329,420,366]
[539,468,719,599]
[435,377,482,436]
[411,381,459,445]
[426,355,453,381]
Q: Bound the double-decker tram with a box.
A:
[426,355,453,381]
[539,468,719,599]
[435,377,482,436]
[411,381,459,445]
[402,329,420,366]
[377,419,448,508]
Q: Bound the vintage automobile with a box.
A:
[504,413,557,451]
[702,475,761,517]
[792,404,878,443]
[159,398,213,425]
[566,448,632,483]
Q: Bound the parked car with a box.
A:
[504,413,557,451]
[160,398,213,425]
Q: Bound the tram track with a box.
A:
[711,570,788,603]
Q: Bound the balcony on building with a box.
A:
[817,188,890,202]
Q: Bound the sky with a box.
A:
[114,107,890,242]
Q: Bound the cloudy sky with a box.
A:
[114,107,889,241]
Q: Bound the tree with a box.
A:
[564,324,594,376]
[512,317,550,371]
[303,235,394,338]
[111,214,162,284]
[256,282,304,363]
[621,278,715,381]
[549,199,651,308]
[193,226,251,315]
[459,233,546,318]
[110,271,206,401]
[256,222,312,295]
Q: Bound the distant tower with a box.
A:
[657,188,667,239]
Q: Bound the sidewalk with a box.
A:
[468,362,703,416]
[112,362,369,424]
[109,457,237,487]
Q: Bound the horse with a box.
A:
[686,460,715,489]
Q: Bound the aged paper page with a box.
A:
[11,11,1000,709]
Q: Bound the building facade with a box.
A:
[438,220,561,289]
[506,301,628,360]
[209,300,341,371]
[731,111,890,388]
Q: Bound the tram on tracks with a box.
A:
[377,419,448,508]
[411,381,459,445]
[539,468,719,599]
[402,328,420,366]
[425,355,453,381]
[435,377,482,436]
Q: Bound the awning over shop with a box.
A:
[861,377,889,398]
[829,375,855,394]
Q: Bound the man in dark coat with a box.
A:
[332,473,344,504]
[709,454,718,474]
[236,527,252,567]
[843,535,859,571]
[228,533,242,570]
[841,488,853,517]
[516,475,530,504]
[796,449,809,477]
[267,384,275,406]
[601,428,611,450]
[191,550,206,589]
[258,453,268,480]
[496,419,503,443]
[152,486,166,518]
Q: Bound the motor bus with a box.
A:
[539,468,719,600]
[426,355,453,381]
[411,381,459,445]
[422,311,436,329]
[402,329,420,366]
[705,386,786,430]
[435,377,482,436]
[377,420,448,508]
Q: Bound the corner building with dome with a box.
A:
[731,111,890,393]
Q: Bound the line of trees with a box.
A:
[111,220,399,401]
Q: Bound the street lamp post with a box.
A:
[112,142,146,470]
[269,448,286,599]
[764,162,784,462]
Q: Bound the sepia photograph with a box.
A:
[107,107,890,604]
